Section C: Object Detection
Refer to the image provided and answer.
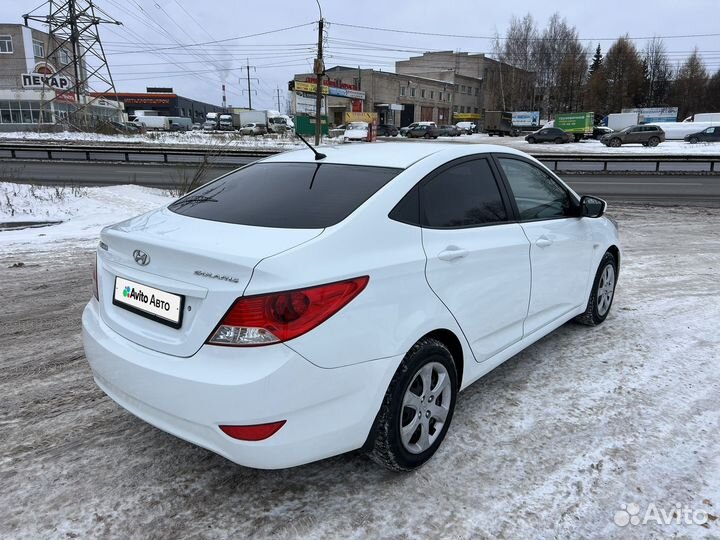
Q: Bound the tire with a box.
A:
[648,136,660,147]
[424,133,431,139]
[368,337,458,472]
[527,137,536,144]
[555,137,564,144]
[689,137,699,144]
[574,251,618,326]
[609,138,622,148]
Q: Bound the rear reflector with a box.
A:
[208,276,369,346]
[219,421,286,441]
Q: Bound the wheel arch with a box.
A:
[607,244,620,276]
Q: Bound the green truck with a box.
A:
[554,112,594,142]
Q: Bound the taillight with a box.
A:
[208,276,369,346]
[91,251,99,300]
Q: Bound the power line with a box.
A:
[327,21,720,42]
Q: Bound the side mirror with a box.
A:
[580,195,607,218]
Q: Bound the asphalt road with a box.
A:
[2,158,720,204]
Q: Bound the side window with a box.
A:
[420,159,507,228]
[497,158,573,221]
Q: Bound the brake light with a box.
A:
[208,276,369,346]
[91,251,99,300]
[219,421,286,441]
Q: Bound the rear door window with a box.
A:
[169,162,400,229]
[420,158,508,228]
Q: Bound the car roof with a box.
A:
[262,142,531,169]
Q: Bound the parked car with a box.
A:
[406,125,440,139]
[438,125,461,137]
[600,125,665,147]
[329,124,346,138]
[82,143,619,472]
[525,127,572,144]
[400,121,436,136]
[376,124,399,137]
[239,123,268,136]
[455,121,476,134]
[684,126,720,144]
[593,126,614,139]
[191,123,202,130]
[344,122,370,142]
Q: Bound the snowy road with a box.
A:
[0,204,719,539]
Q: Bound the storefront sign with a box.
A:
[22,72,71,90]
[293,80,365,100]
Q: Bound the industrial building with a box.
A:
[292,52,532,127]
[0,22,123,131]
[91,88,224,122]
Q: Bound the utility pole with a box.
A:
[240,59,258,109]
[275,87,282,112]
[313,17,324,145]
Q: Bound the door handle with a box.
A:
[438,247,469,261]
[535,237,553,248]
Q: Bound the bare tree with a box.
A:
[643,38,672,106]
[494,14,539,110]
[669,48,708,119]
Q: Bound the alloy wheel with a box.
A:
[596,264,616,316]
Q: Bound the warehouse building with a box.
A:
[91,88,224,123]
[0,22,123,131]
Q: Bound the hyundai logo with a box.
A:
[133,250,150,266]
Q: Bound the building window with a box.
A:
[410,87,416,97]
[438,92,442,101]
[400,86,405,97]
[420,89,425,98]
[430,90,434,99]
[33,40,45,58]
[0,36,12,53]
[60,48,71,64]
[460,85,465,93]
[453,106,458,113]
[475,87,479,96]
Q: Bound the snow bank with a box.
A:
[0,182,173,254]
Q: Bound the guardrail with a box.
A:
[1,141,719,173]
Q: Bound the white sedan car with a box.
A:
[82,143,620,471]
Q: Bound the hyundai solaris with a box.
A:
[82,143,620,472]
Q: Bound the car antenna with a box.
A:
[294,131,327,160]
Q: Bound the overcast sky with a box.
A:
[2,0,718,111]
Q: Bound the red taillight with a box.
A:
[91,251,99,300]
[219,421,286,441]
[208,276,369,346]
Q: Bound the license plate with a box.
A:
[113,276,184,328]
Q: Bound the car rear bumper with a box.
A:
[81,300,400,469]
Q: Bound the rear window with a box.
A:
[169,162,401,229]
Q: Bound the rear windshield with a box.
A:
[168,162,401,229]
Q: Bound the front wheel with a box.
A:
[369,338,458,472]
[575,251,618,326]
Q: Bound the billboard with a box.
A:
[622,107,678,124]
[511,111,540,127]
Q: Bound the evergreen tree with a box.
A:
[589,44,603,76]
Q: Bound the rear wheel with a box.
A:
[424,133,431,139]
[648,136,660,147]
[689,136,699,144]
[609,138,622,148]
[527,136,536,144]
[575,251,618,326]
[555,137,564,144]
[369,337,458,472]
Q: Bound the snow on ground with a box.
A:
[431,132,720,155]
[0,182,173,254]
[2,129,719,155]
[0,130,336,151]
[0,200,718,539]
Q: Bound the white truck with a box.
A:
[646,121,720,140]
[131,114,170,130]
[607,112,638,132]
[686,113,720,123]
[167,117,192,131]
[203,112,220,130]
